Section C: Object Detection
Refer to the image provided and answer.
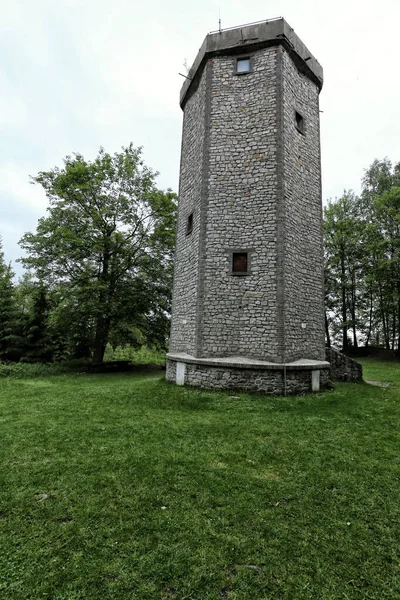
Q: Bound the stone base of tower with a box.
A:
[166,353,330,395]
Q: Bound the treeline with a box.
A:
[0,145,177,364]
[1,150,399,364]
[325,158,400,354]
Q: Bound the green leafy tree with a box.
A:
[21,283,54,362]
[324,159,400,354]
[361,157,396,214]
[0,237,21,360]
[19,145,177,363]
[324,191,364,350]
[373,187,400,352]
[47,281,102,360]
[360,160,400,351]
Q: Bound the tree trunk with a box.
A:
[366,288,373,347]
[390,253,396,352]
[92,314,111,364]
[352,323,358,348]
[378,283,390,350]
[397,296,400,356]
[341,252,348,351]
[91,239,112,364]
[325,311,331,347]
[350,272,358,348]
[391,309,396,352]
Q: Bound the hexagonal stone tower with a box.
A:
[166,18,329,394]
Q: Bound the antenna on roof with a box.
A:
[218,6,222,33]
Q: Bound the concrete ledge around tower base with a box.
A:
[166,353,330,395]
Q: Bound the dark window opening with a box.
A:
[232,252,248,274]
[295,111,305,134]
[186,213,193,235]
[236,57,250,74]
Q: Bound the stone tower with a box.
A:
[166,18,329,394]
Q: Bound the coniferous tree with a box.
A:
[21,283,53,362]
[0,237,21,360]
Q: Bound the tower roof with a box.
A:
[180,17,323,108]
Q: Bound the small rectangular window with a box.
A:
[295,111,304,134]
[186,213,193,235]
[232,252,248,273]
[236,57,250,74]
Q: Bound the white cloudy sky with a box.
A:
[1,0,399,274]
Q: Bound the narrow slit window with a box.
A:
[186,213,193,235]
[232,252,248,274]
[236,57,250,74]
[295,111,305,134]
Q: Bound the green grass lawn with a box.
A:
[0,359,399,599]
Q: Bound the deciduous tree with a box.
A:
[20,145,177,363]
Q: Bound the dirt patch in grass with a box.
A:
[364,379,391,388]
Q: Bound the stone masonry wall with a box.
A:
[170,37,325,365]
[198,48,280,360]
[166,359,329,394]
[281,48,325,362]
[165,359,176,383]
[325,347,363,382]
[169,68,208,355]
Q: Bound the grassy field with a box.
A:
[0,359,399,599]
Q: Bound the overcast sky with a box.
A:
[1,0,399,274]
